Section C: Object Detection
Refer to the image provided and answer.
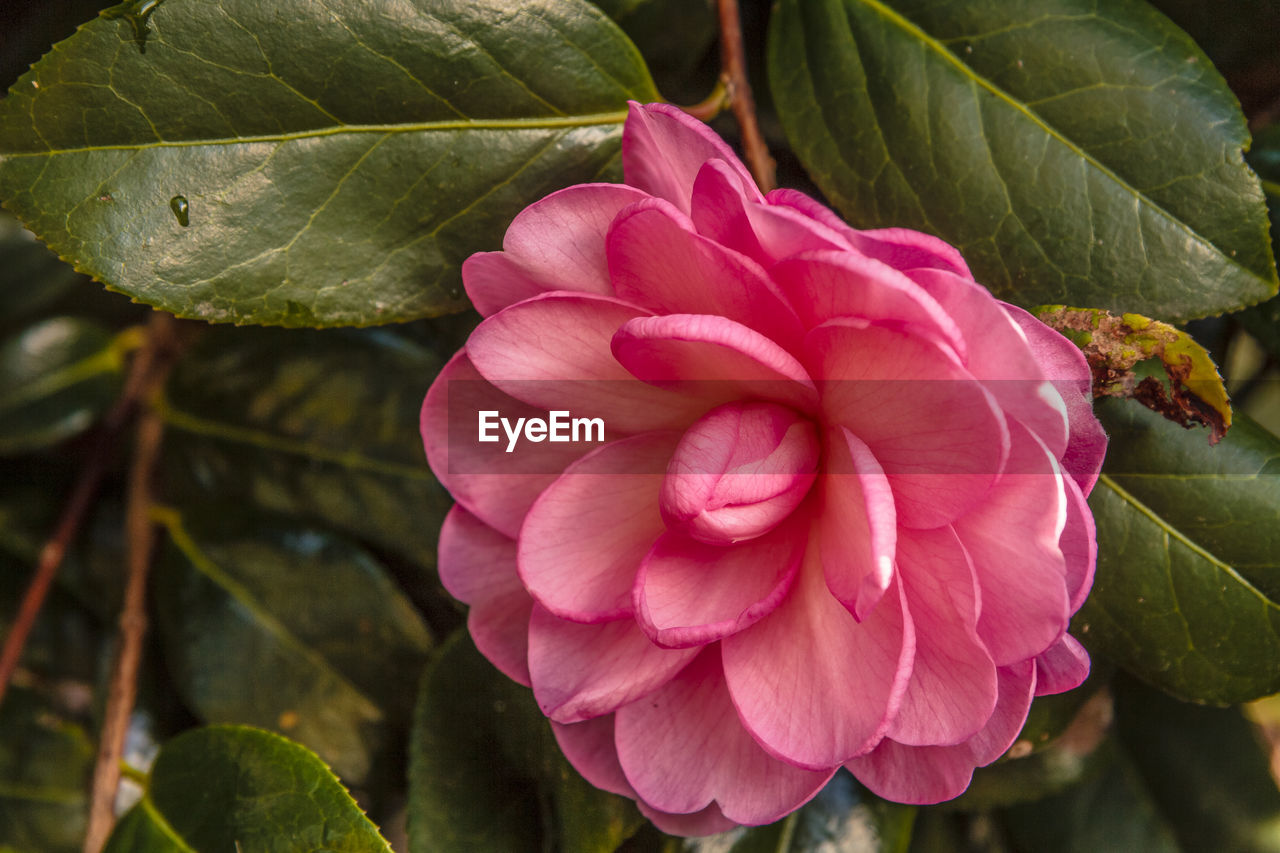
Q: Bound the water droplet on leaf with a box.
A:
[102,0,166,53]
[169,195,189,227]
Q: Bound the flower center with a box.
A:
[660,400,819,545]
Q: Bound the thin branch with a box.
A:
[82,313,180,853]
[716,0,775,192]
[680,78,730,122]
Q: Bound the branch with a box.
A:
[716,0,775,192]
[81,313,181,853]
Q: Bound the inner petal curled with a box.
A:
[660,401,819,545]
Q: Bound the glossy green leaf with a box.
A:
[999,740,1179,853]
[682,772,915,853]
[1078,400,1280,704]
[1112,678,1280,852]
[0,0,658,327]
[103,725,393,853]
[151,506,432,783]
[0,316,130,454]
[158,326,451,563]
[409,631,641,853]
[767,0,1277,320]
[0,686,94,853]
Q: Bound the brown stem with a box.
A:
[81,313,181,853]
[716,0,775,192]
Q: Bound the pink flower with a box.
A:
[421,103,1106,835]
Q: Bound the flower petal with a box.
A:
[634,517,806,649]
[638,802,737,837]
[438,506,533,686]
[623,102,759,214]
[691,159,848,265]
[422,351,584,538]
[463,183,650,315]
[806,319,1009,529]
[616,648,833,825]
[552,716,636,798]
[846,661,1035,804]
[612,314,818,412]
[467,292,704,433]
[1061,473,1098,612]
[772,251,967,359]
[1035,634,1090,696]
[820,427,897,620]
[607,198,805,350]
[766,190,971,277]
[519,432,677,622]
[528,604,697,724]
[955,421,1070,666]
[723,533,914,769]
[888,526,997,746]
[660,402,819,545]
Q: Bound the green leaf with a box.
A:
[0,0,658,327]
[0,686,95,853]
[102,725,393,853]
[999,740,1179,853]
[409,631,641,853]
[1112,678,1280,853]
[767,0,1277,321]
[1078,400,1280,704]
[151,506,432,784]
[157,326,451,563]
[0,316,131,454]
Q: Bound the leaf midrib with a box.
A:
[0,111,629,159]
[1098,473,1280,611]
[852,0,1266,282]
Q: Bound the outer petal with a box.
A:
[634,517,806,648]
[467,292,705,433]
[846,661,1036,804]
[1061,474,1098,612]
[888,527,997,746]
[463,183,650,315]
[528,605,697,724]
[622,102,760,214]
[819,427,897,620]
[723,530,914,769]
[906,269,1072,460]
[519,433,677,622]
[615,648,834,825]
[552,716,636,798]
[639,802,737,837]
[1004,303,1108,494]
[807,319,1008,529]
[772,251,966,360]
[955,421,1070,666]
[612,314,818,413]
[438,506,533,686]
[690,159,848,265]
[1034,634,1091,696]
[607,199,805,350]
[422,351,585,538]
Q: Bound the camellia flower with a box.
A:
[421,102,1106,835]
